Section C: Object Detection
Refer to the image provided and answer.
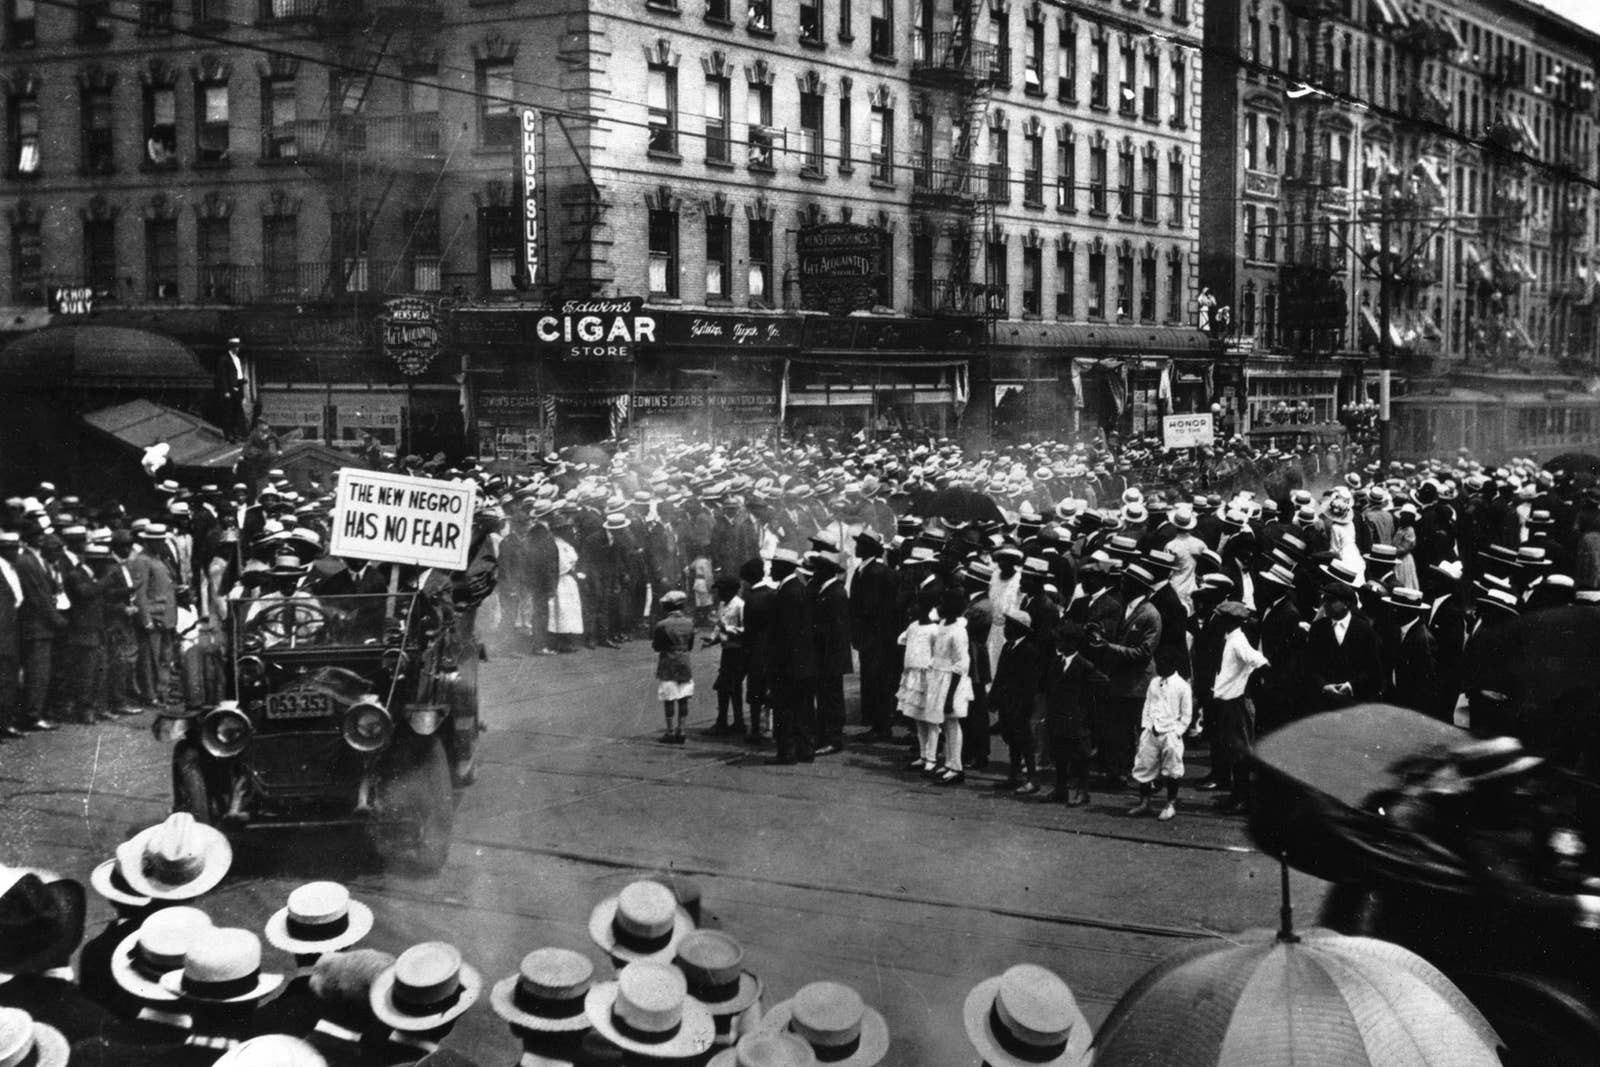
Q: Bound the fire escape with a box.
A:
[260,0,449,302]
[1474,47,1534,364]
[1550,70,1595,364]
[909,0,1002,320]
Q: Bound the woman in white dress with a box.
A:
[925,591,974,785]
[548,522,585,652]
[898,610,940,771]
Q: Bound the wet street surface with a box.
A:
[0,638,1324,1065]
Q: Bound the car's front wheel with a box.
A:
[172,741,213,825]
[372,736,454,873]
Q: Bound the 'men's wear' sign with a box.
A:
[330,469,477,571]
[1162,413,1215,450]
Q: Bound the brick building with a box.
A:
[1202,0,1599,436]
[0,0,1208,465]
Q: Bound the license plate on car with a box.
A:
[265,690,332,719]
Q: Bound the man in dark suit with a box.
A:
[63,544,116,723]
[766,549,817,765]
[0,533,25,737]
[1043,621,1109,805]
[1087,562,1162,789]
[313,557,390,639]
[1382,586,1441,717]
[961,563,994,770]
[1250,563,1305,736]
[810,551,852,755]
[1068,555,1124,632]
[214,336,251,441]
[990,608,1043,793]
[14,524,66,732]
[1422,559,1470,723]
[740,558,778,744]
[849,530,899,741]
[1142,550,1191,678]
[1302,581,1384,711]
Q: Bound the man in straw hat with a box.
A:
[963,964,1092,1067]
[671,930,763,1050]
[490,947,597,1065]
[367,941,480,1058]
[584,962,715,1063]
[766,548,817,766]
[1085,561,1162,791]
[754,980,888,1067]
[588,881,694,969]
[990,608,1043,795]
[1381,587,1440,718]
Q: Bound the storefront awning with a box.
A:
[0,325,209,386]
[996,322,1211,355]
[82,399,243,471]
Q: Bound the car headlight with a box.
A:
[343,697,393,752]
[200,706,252,759]
[236,655,266,689]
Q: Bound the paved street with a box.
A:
[0,638,1325,1066]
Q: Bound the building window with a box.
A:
[140,0,174,34]
[988,124,1008,202]
[1057,134,1075,211]
[1116,247,1132,318]
[1139,254,1155,321]
[705,215,731,298]
[989,9,1010,85]
[7,0,36,47]
[1088,248,1105,317]
[11,219,41,304]
[332,209,370,292]
[262,75,296,160]
[800,0,822,44]
[1167,156,1182,223]
[1117,142,1134,217]
[1269,23,1280,71]
[1089,141,1106,214]
[1170,56,1185,126]
[838,0,849,40]
[705,74,730,163]
[870,0,892,57]
[1247,14,1260,67]
[79,0,111,42]
[404,208,441,291]
[799,89,824,174]
[82,84,115,173]
[838,91,852,170]
[1264,116,1279,172]
[1244,204,1257,259]
[1024,16,1044,93]
[747,0,771,31]
[648,207,678,296]
[910,231,932,311]
[1244,114,1258,169]
[264,213,298,297]
[1023,129,1043,204]
[197,217,230,299]
[1143,53,1159,119]
[1263,206,1278,261]
[748,217,772,305]
[1118,43,1136,116]
[707,0,729,22]
[1022,246,1041,315]
[477,59,516,148]
[144,83,178,166]
[146,218,178,299]
[1166,253,1181,320]
[1262,289,1277,345]
[1241,282,1256,335]
[1058,22,1077,102]
[647,62,678,155]
[477,206,516,291]
[869,101,892,182]
[1055,246,1073,317]
[1090,37,1107,108]
[987,240,1007,314]
[747,81,773,168]
[84,217,117,299]
[1141,155,1157,222]
[195,81,229,164]
[873,227,893,307]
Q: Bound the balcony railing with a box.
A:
[982,163,1010,203]
[258,0,440,22]
[1405,85,1450,125]
[193,259,446,304]
[276,113,445,162]
[909,32,999,83]
[923,278,1001,316]
[909,154,974,199]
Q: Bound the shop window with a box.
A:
[705,215,731,298]
[81,84,115,173]
[799,89,824,175]
[477,59,516,148]
[869,101,892,182]
[869,0,892,57]
[800,0,822,44]
[1055,247,1073,317]
[11,219,41,304]
[1088,248,1105,317]
[705,74,731,163]
[84,217,117,299]
[648,62,678,155]
[7,0,35,48]
[145,218,178,299]
[748,218,772,306]
[197,217,231,300]
[264,213,298,297]
[195,81,230,164]
[145,83,178,166]
[478,206,516,292]
[1022,246,1041,315]
[261,75,297,160]
[649,207,678,296]
[404,208,441,292]
[747,81,773,169]
[874,227,893,307]
[1139,255,1155,321]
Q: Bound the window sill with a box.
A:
[1058,94,1077,106]
[1023,199,1045,210]
[707,296,734,306]
[1090,102,1109,113]
[1139,216,1159,226]
[256,156,300,168]
[1142,113,1160,124]
[1167,220,1185,229]
[869,177,895,189]
[473,145,515,156]
[800,168,827,181]
[1169,118,1187,130]
[838,163,854,175]
[1089,208,1108,218]
[140,159,181,173]
[192,18,226,31]
[646,0,681,13]
[746,21,775,37]
[1024,84,1046,99]
[647,150,684,163]
[76,30,113,45]
[193,158,232,170]
[648,295,684,305]
[747,163,776,175]
[1057,206,1076,215]
[839,31,854,43]
[799,36,826,49]
[705,14,733,27]
[6,171,41,181]
[870,51,897,64]
[706,157,736,170]
[1088,313,1106,321]
[1022,311,1043,321]
[1,40,37,51]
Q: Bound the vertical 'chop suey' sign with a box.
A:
[521,109,539,289]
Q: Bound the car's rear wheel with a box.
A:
[372,736,453,873]
[172,742,212,825]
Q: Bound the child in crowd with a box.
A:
[1043,622,1107,806]
[1130,644,1192,821]
[705,575,747,737]
[653,590,696,744]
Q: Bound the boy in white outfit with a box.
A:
[1130,644,1192,821]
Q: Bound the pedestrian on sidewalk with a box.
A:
[1043,622,1108,806]
[706,575,746,737]
[1129,643,1192,821]
[653,590,695,745]
[991,608,1043,795]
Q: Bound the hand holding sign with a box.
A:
[329,469,478,572]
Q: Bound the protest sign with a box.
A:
[1162,413,1215,450]
[330,469,478,571]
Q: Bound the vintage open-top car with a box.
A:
[164,588,480,872]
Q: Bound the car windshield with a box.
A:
[234,592,426,650]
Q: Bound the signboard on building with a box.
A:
[795,223,887,314]
[329,389,405,448]
[49,287,93,315]
[258,391,326,443]
[330,468,477,571]
[520,109,539,290]
[656,313,800,349]
[1162,413,1215,449]
[534,298,655,362]
[378,297,443,376]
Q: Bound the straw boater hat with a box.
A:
[111,906,214,1003]
[0,1008,68,1067]
[264,882,374,956]
[114,813,233,902]
[369,942,482,1032]
[672,930,762,1019]
[707,1032,817,1067]
[584,962,716,1060]
[588,881,694,965]
[963,964,1091,1067]
[756,981,888,1067]
[491,947,596,1033]
[1382,586,1429,614]
[89,855,152,911]
[159,927,284,1006]
[211,1034,328,1067]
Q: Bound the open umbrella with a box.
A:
[914,486,1004,525]
[1088,926,1504,1067]
[1543,453,1600,481]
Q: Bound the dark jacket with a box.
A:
[812,576,853,676]
[15,548,67,639]
[1042,650,1108,744]
[1302,613,1384,708]
[1093,598,1161,701]
[988,636,1042,711]
[1252,593,1305,705]
[0,562,20,659]
[1149,582,1190,676]
[742,582,777,674]
[63,563,111,646]
[527,524,561,594]
[1386,618,1440,716]
[1069,587,1124,631]
[964,593,993,688]
[770,573,817,680]
[849,557,899,651]
[653,612,696,683]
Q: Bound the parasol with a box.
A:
[1542,453,1600,482]
[914,486,1004,525]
